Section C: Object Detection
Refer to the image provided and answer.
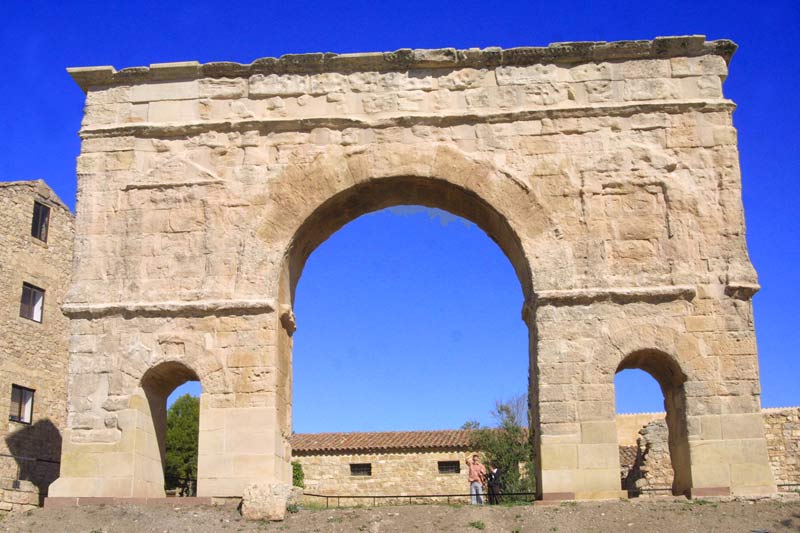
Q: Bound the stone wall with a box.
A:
[0,181,74,511]
[616,413,665,446]
[294,450,470,502]
[621,420,674,495]
[763,407,800,488]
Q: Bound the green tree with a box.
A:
[164,394,199,495]
[292,460,305,488]
[467,395,536,501]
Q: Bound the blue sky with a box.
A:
[3,1,798,431]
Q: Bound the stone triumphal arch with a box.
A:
[49,36,776,501]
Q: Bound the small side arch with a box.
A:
[606,323,713,383]
[129,361,202,497]
[615,349,692,496]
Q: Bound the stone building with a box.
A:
[0,180,74,511]
[291,430,473,502]
[48,35,778,502]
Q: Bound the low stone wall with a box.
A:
[294,449,470,503]
[0,455,59,512]
[763,407,800,487]
[621,420,674,495]
[0,478,41,512]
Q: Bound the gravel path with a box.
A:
[1,496,799,532]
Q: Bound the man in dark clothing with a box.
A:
[487,463,502,505]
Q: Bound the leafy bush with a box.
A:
[292,460,305,488]
[465,395,536,501]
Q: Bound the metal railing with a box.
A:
[627,485,673,497]
[303,491,536,508]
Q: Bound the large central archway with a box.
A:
[260,144,539,487]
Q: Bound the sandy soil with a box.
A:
[1,496,799,532]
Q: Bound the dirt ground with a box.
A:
[1,496,799,532]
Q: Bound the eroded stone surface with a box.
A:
[49,36,776,502]
[241,483,291,521]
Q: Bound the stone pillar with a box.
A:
[680,295,777,497]
[531,303,626,501]
[49,393,162,498]
[197,404,287,497]
[684,387,776,497]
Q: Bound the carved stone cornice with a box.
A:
[724,282,760,300]
[78,99,736,140]
[62,298,275,319]
[521,284,697,320]
[67,36,735,92]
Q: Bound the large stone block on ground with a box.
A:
[240,483,291,521]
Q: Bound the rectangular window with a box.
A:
[20,283,45,323]
[9,385,34,424]
[350,463,372,476]
[31,201,50,242]
[438,461,461,474]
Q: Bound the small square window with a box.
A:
[350,463,372,476]
[31,201,50,242]
[9,385,35,424]
[20,283,45,323]
[438,461,461,474]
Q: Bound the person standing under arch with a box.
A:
[466,454,486,505]
[487,463,502,504]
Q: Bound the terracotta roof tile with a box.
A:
[290,429,474,453]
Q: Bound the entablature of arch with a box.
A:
[68,36,734,91]
[70,36,736,141]
[75,100,736,140]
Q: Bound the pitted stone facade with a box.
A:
[0,181,73,510]
[49,35,776,502]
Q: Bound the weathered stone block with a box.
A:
[623,78,680,101]
[249,74,308,97]
[199,78,247,99]
[241,483,291,521]
[541,444,578,470]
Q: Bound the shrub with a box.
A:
[292,460,305,488]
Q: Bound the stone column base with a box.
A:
[688,487,730,498]
[45,496,215,508]
[540,489,628,502]
[574,489,629,500]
